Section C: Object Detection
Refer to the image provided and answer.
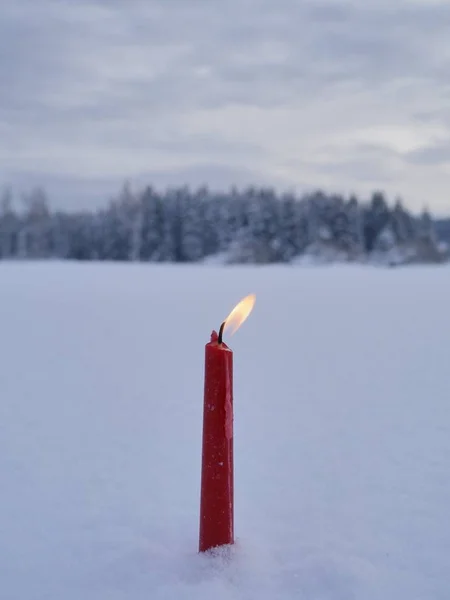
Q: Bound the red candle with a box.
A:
[199,294,256,553]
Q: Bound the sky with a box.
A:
[2,0,450,214]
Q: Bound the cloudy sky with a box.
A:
[2,0,450,214]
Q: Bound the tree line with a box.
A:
[0,183,448,265]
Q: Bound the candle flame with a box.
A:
[223,294,256,336]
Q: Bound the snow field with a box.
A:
[1,262,449,599]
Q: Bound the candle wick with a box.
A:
[218,322,225,344]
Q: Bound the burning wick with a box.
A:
[218,322,226,345]
[217,294,256,345]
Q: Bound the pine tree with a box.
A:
[202,194,222,257]
[391,199,416,245]
[66,213,97,260]
[245,187,280,262]
[417,209,436,243]
[116,182,143,262]
[363,191,390,252]
[414,208,446,263]
[50,212,70,259]
[346,196,364,257]
[326,194,355,253]
[21,187,52,258]
[0,187,18,259]
[179,187,205,262]
[140,186,164,261]
[306,191,328,246]
[277,193,301,261]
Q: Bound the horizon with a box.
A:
[3,181,450,220]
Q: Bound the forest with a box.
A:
[0,184,448,266]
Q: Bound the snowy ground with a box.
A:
[1,262,449,600]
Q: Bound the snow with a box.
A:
[1,261,450,599]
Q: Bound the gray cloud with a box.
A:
[312,143,401,182]
[1,0,450,213]
[7,163,284,211]
[405,141,450,166]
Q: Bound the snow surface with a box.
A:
[1,261,450,600]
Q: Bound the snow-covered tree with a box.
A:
[20,187,52,258]
[179,187,205,262]
[139,186,164,261]
[391,199,416,245]
[363,191,390,252]
[413,208,447,263]
[117,182,143,262]
[0,187,18,259]
[0,182,447,266]
[275,193,309,261]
